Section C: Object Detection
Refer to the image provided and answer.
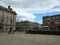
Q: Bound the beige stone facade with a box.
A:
[0,6,17,32]
[42,15,60,31]
[43,14,60,26]
[16,21,39,32]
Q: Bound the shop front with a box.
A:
[57,26,60,31]
[49,25,56,31]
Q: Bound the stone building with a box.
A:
[43,14,60,31]
[16,21,39,32]
[0,6,17,32]
[43,14,60,26]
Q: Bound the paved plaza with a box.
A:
[0,32,60,45]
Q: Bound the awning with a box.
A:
[49,26,56,29]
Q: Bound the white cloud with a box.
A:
[16,12,36,22]
[13,8,36,22]
[0,1,6,7]
[0,0,60,22]
[11,0,60,13]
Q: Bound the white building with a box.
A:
[0,6,17,32]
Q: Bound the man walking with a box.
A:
[8,27,12,34]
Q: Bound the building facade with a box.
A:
[0,6,17,32]
[43,15,60,26]
[43,14,60,31]
[16,21,40,32]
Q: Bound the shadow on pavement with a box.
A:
[26,31,60,35]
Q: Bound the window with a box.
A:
[56,16,59,19]
[0,17,1,23]
[1,16,4,23]
[13,16,15,24]
[51,22,55,25]
[48,22,50,25]
[6,16,10,24]
[43,18,47,21]
[10,17,13,24]
[47,18,51,20]
[57,21,60,24]
[53,16,55,19]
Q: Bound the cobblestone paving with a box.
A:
[0,32,60,45]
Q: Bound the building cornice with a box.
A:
[43,14,60,18]
[0,6,17,15]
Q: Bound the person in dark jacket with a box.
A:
[8,27,12,34]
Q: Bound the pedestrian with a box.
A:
[8,27,12,34]
[12,28,16,34]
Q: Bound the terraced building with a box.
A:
[0,6,17,32]
[43,14,60,31]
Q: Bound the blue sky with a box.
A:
[34,11,60,24]
[0,0,60,24]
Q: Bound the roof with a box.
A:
[0,6,17,15]
[43,14,60,18]
[16,21,39,24]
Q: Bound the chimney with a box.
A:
[8,5,10,9]
[8,5,12,10]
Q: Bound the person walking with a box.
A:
[12,28,16,34]
[8,27,12,34]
